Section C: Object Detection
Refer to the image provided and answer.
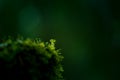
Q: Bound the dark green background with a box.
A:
[0,0,120,80]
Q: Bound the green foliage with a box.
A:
[0,38,64,80]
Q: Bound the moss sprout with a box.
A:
[0,38,64,80]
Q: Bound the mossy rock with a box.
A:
[0,38,64,80]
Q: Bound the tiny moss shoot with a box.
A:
[0,38,64,80]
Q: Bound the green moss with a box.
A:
[0,38,64,80]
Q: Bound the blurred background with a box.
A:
[0,0,120,80]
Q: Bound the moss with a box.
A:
[0,38,64,80]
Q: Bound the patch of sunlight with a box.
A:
[18,4,43,37]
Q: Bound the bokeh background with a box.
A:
[0,0,120,80]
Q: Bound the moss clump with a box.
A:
[0,38,64,80]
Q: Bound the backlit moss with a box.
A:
[0,38,64,80]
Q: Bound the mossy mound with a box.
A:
[0,38,64,80]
